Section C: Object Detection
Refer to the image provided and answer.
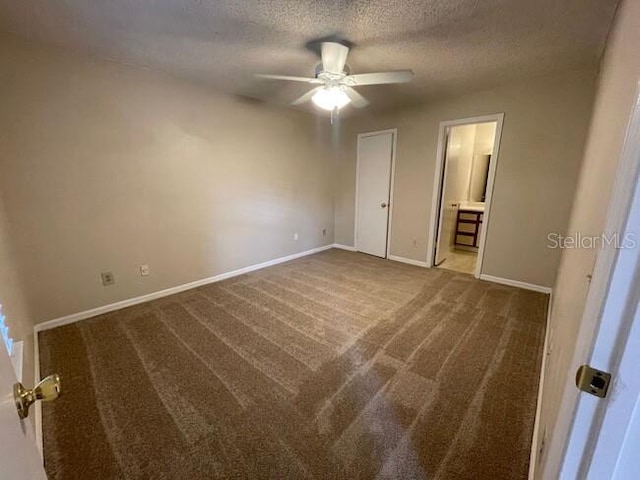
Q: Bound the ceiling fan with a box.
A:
[255,42,414,115]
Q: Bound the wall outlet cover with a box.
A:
[140,265,150,277]
[101,272,115,286]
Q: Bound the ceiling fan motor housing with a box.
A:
[315,63,350,79]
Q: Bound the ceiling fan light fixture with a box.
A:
[312,87,350,111]
[255,41,414,114]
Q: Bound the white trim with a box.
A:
[354,134,361,249]
[529,290,555,478]
[354,128,398,258]
[473,115,504,278]
[431,125,450,267]
[34,329,42,458]
[332,243,357,251]
[387,130,398,259]
[426,121,447,268]
[388,254,429,268]
[479,274,552,294]
[426,113,505,281]
[33,244,334,334]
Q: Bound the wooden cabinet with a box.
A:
[454,209,483,249]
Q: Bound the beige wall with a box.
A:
[539,0,640,476]
[440,124,476,255]
[469,123,497,202]
[0,38,335,323]
[473,123,496,158]
[449,124,477,206]
[335,67,597,287]
[0,193,35,387]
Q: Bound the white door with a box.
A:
[356,131,394,257]
[0,344,47,479]
[587,304,640,479]
[558,89,640,480]
[562,173,640,480]
[435,129,455,266]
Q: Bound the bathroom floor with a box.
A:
[438,249,478,275]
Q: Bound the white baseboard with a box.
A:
[528,290,554,479]
[34,244,334,334]
[479,274,552,294]
[388,254,429,268]
[34,328,43,458]
[332,243,357,252]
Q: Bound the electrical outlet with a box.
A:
[294,232,299,241]
[140,264,150,277]
[101,272,115,286]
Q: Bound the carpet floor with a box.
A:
[39,249,547,480]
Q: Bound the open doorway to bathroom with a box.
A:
[428,114,504,276]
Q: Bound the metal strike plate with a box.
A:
[576,365,611,398]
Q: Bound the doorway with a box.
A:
[355,129,396,258]
[427,114,504,277]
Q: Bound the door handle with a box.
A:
[381,203,388,208]
[14,374,62,419]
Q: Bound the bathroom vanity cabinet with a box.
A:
[454,208,483,249]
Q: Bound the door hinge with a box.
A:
[576,364,612,398]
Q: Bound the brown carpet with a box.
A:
[39,249,547,480]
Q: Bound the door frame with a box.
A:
[354,128,398,258]
[426,113,505,278]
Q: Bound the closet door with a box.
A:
[356,131,394,258]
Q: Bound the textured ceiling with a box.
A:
[0,0,619,115]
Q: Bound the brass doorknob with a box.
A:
[14,374,62,419]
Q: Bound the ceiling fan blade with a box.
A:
[255,74,323,84]
[321,42,349,74]
[291,87,323,105]
[343,87,369,108]
[343,70,414,86]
